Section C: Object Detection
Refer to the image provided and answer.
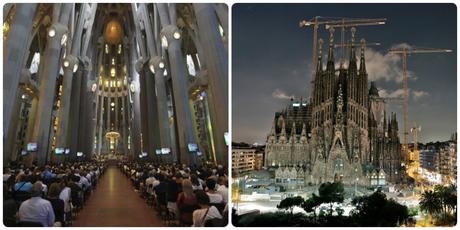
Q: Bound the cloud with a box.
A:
[378,88,405,98]
[359,44,416,83]
[318,43,415,83]
[377,88,430,101]
[272,88,294,100]
[412,90,430,100]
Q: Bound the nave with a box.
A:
[73,163,163,227]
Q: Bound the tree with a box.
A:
[420,184,457,226]
[351,191,409,226]
[277,196,304,214]
[301,193,322,218]
[318,182,345,216]
[419,190,442,218]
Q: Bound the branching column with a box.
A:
[3,4,37,159]
[193,3,229,165]
[31,4,72,165]
[161,25,198,165]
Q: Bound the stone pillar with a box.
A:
[56,3,87,150]
[56,55,78,148]
[77,64,94,159]
[115,96,119,131]
[3,4,37,143]
[143,69,161,161]
[161,25,197,165]
[4,91,23,164]
[68,66,84,156]
[107,96,111,131]
[30,20,71,165]
[97,94,104,155]
[92,91,100,156]
[130,42,142,159]
[138,69,150,153]
[193,3,229,165]
[25,97,39,151]
[150,57,172,150]
[122,95,128,155]
[213,3,228,48]
[140,4,172,153]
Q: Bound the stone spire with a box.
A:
[369,81,379,97]
[280,116,286,136]
[336,84,344,124]
[316,38,323,73]
[301,123,306,136]
[326,27,335,71]
[359,38,366,74]
[348,27,357,72]
[290,122,296,143]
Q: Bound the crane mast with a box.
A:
[388,47,452,163]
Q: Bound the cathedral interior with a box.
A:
[266,27,402,186]
[3,3,228,167]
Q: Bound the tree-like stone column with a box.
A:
[3,4,37,152]
[193,3,229,165]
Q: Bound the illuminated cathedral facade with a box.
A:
[266,28,402,186]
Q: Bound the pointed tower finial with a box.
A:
[349,27,357,70]
[301,123,306,136]
[359,38,366,73]
[290,122,297,142]
[317,38,323,72]
[327,27,335,70]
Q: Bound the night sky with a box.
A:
[232,3,457,144]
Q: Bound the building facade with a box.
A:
[232,147,257,176]
[438,133,457,184]
[265,28,402,186]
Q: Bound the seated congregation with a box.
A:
[119,161,229,227]
[3,161,106,227]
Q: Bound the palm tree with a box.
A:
[419,190,442,221]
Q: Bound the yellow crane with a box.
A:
[299,16,386,98]
[388,46,452,163]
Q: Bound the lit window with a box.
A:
[218,25,225,37]
[186,54,196,76]
[105,44,109,54]
[112,58,115,65]
[29,52,40,74]
[110,68,116,77]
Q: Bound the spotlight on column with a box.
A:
[61,33,68,46]
[148,58,155,74]
[130,83,136,93]
[48,28,56,38]
[159,62,165,69]
[63,60,70,68]
[111,102,115,107]
[73,63,78,73]
[173,31,181,40]
[91,83,97,92]
[161,36,168,48]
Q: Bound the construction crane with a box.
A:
[388,46,452,163]
[334,41,381,49]
[299,16,386,97]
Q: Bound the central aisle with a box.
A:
[73,164,164,227]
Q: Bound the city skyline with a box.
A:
[233,3,457,145]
